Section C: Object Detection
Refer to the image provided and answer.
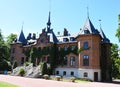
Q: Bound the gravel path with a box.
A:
[0,75,119,87]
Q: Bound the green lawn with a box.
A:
[0,81,19,87]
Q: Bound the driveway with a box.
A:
[0,75,119,87]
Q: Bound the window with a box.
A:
[56,71,59,75]
[70,56,75,66]
[63,56,67,65]
[11,57,14,63]
[83,42,88,49]
[83,55,89,66]
[63,71,66,76]
[70,37,75,41]
[21,57,24,65]
[71,46,75,50]
[71,71,74,76]
[26,57,29,62]
[84,72,88,77]
[47,56,50,63]
[84,29,90,34]
[64,46,68,51]
[63,38,69,42]
[58,47,61,51]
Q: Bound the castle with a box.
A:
[10,12,112,82]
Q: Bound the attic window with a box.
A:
[84,30,90,34]
[63,38,69,42]
[70,37,75,41]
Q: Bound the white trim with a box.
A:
[55,68,101,81]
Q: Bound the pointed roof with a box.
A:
[47,12,51,32]
[99,28,110,43]
[47,12,51,26]
[18,30,27,45]
[79,18,99,35]
[47,29,58,43]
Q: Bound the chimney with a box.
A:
[63,28,68,36]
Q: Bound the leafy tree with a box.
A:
[6,33,17,48]
[111,44,120,79]
[0,29,13,71]
[116,14,120,42]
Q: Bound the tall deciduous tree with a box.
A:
[116,14,120,42]
[111,44,120,79]
[6,33,17,48]
[0,29,11,71]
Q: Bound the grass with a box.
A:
[0,81,19,87]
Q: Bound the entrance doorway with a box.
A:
[94,72,98,81]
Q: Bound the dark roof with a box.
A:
[79,18,99,35]
[18,30,27,45]
[47,29,58,43]
[99,28,110,43]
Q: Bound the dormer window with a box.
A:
[63,38,69,42]
[70,37,75,41]
[84,29,90,34]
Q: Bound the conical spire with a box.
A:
[18,29,27,45]
[100,28,110,43]
[47,12,51,32]
[79,18,99,34]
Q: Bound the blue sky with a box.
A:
[0,0,120,45]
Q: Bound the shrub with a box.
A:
[19,68,25,76]
[55,76,61,81]
[43,74,49,79]
[24,62,30,66]
[70,77,76,82]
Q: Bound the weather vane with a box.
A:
[87,6,89,18]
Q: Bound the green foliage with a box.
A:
[0,59,11,71]
[6,33,17,48]
[24,62,31,66]
[41,62,48,75]
[30,48,34,63]
[116,14,120,42]
[111,44,120,79]
[23,49,31,58]
[19,68,25,76]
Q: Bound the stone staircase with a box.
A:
[11,63,42,78]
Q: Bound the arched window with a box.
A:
[83,42,88,49]
[84,72,88,77]
[83,55,89,66]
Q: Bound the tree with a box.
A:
[0,29,7,60]
[116,14,120,42]
[6,33,17,48]
[111,44,120,79]
[0,29,12,71]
